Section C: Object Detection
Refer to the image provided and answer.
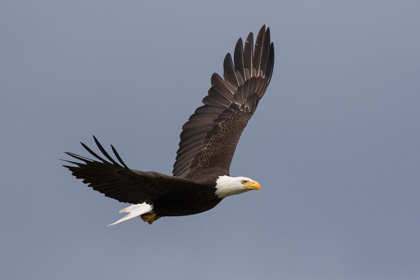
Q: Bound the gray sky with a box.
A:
[1,1,420,279]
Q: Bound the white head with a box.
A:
[215,175,261,199]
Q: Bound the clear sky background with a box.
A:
[1,1,419,279]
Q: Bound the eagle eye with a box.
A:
[241,180,248,184]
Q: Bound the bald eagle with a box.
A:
[64,25,274,226]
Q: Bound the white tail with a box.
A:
[108,203,153,226]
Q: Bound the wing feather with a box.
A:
[253,25,266,77]
[243,32,254,79]
[223,53,240,89]
[64,137,199,204]
[173,26,275,179]
[234,38,245,81]
[266,43,275,84]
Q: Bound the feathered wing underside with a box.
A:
[173,25,275,179]
[63,136,195,204]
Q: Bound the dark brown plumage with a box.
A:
[64,25,274,225]
[173,25,274,179]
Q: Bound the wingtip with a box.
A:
[246,32,254,43]
[80,142,91,152]
[258,25,266,34]
[235,37,243,47]
[93,135,100,146]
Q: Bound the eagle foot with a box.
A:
[141,212,161,225]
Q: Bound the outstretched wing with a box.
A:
[63,136,195,204]
[173,25,274,179]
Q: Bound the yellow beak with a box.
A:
[244,180,261,191]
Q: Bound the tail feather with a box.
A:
[108,203,153,226]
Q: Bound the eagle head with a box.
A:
[215,176,261,198]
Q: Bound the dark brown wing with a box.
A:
[63,136,198,204]
[173,25,274,179]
